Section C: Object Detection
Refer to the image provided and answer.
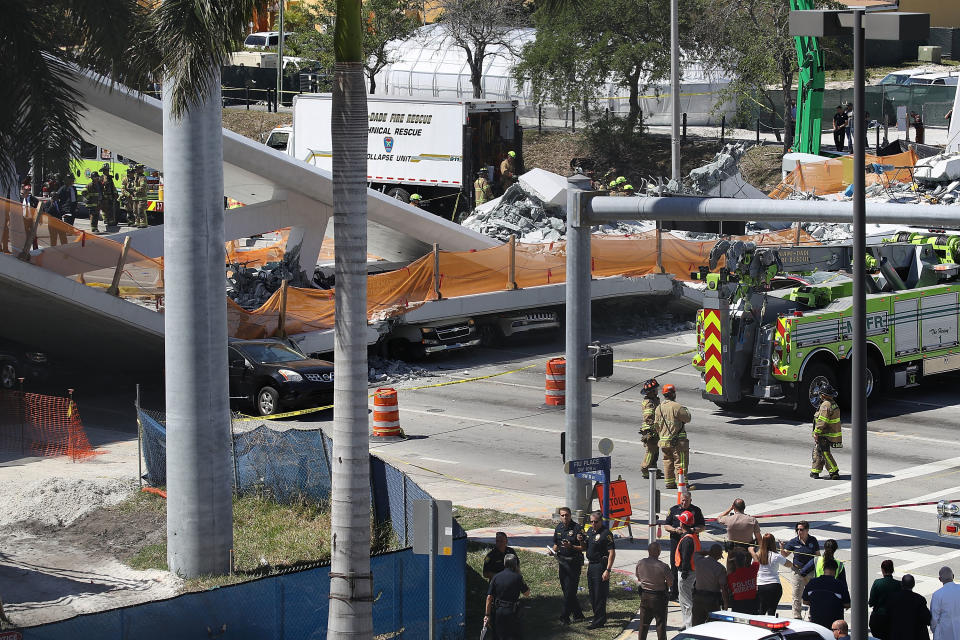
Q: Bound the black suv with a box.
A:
[228,339,334,416]
[0,339,49,390]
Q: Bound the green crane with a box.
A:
[791,0,825,154]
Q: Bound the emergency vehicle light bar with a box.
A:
[708,612,791,630]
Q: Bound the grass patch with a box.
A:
[739,144,786,194]
[122,491,396,592]
[465,541,640,639]
[453,506,554,532]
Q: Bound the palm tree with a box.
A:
[149,0,262,579]
[326,0,374,636]
[0,1,148,193]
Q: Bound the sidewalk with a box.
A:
[468,523,804,639]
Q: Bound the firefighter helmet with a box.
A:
[819,383,837,398]
[642,378,659,395]
[678,510,694,526]
[662,383,676,396]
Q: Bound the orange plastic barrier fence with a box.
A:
[227,228,816,339]
[545,358,566,406]
[769,149,918,199]
[371,388,403,437]
[226,229,290,267]
[0,390,100,461]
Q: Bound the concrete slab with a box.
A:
[518,168,569,207]
[68,69,499,273]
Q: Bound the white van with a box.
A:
[243,31,293,49]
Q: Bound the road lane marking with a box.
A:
[398,407,811,470]
[749,455,960,515]
[499,468,535,476]
[420,457,459,465]
[612,364,700,378]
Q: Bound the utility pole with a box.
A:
[277,0,285,108]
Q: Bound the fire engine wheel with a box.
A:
[386,187,410,203]
[797,362,838,418]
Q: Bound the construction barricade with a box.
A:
[0,390,99,460]
[372,388,404,437]
[545,357,566,406]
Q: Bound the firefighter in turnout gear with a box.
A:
[640,378,662,479]
[474,169,493,206]
[655,384,692,489]
[132,165,148,228]
[811,384,842,480]
[83,171,102,232]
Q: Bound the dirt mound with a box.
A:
[1,476,137,530]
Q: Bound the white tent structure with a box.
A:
[373,24,737,126]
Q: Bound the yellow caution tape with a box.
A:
[614,348,695,363]
[235,348,693,421]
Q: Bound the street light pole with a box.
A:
[850,10,868,640]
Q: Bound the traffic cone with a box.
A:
[676,465,686,504]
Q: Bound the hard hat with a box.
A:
[678,510,694,526]
[642,378,659,394]
[90,171,99,177]
[624,184,634,191]
[662,383,676,395]
[508,150,516,157]
[819,383,837,397]
[616,176,626,184]
[477,169,487,176]
[410,193,422,201]
[609,180,617,187]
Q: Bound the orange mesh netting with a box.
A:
[2,197,164,298]
[0,391,101,460]
[227,228,816,338]
[226,229,290,267]
[769,149,918,199]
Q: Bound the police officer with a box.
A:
[655,383,692,489]
[691,543,729,626]
[484,553,530,640]
[475,169,493,206]
[585,510,616,629]
[82,172,103,233]
[99,163,118,228]
[811,383,842,480]
[133,165,148,228]
[639,378,662,479]
[551,506,586,625]
[499,150,518,192]
[483,532,519,580]
[635,540,672,640]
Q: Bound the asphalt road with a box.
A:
[344,327,960,601]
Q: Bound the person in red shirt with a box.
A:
[726,549,759,614]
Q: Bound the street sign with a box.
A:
[413,499,453,556]
[575,470,606,483]
[595,480,633,519]
[564,456,610,475]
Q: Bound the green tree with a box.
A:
[285,0,420,94]
[327,0,374,635]
[691,0,796,137]
[435,0,529,99]
[515,0,690,134]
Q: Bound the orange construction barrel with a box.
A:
[372,387,404,437]
[545,358,566,406]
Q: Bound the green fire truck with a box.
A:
[692,232,960,416]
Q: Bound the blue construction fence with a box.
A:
[16,410,467,639]
[20,538,467,639]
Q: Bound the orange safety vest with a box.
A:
[675,533,701,570]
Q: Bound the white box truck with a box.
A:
[286,93,522,215]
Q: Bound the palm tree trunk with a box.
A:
[327,0,373,637]
[163,63,233,578]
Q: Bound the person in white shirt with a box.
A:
[932,566,960,640]
[749,533,796,616]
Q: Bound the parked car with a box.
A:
[0,339,49,390]
[674,611,841,640]
[476,309,561,346]
[243,31,294,49]
[228,339,334,416]
[386,317,481,360]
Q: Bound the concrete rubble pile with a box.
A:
[461,182,567,243]
[367,356,437,384]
